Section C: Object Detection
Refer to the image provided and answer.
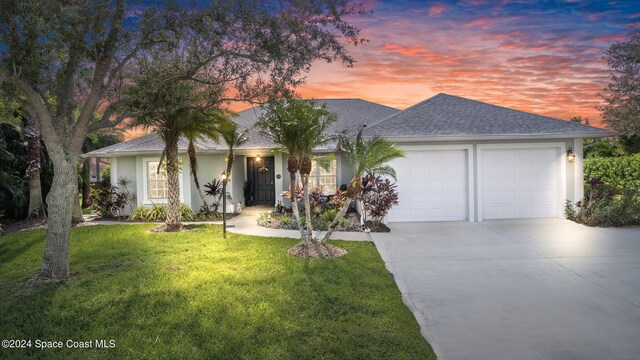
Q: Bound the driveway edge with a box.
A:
[372,237,443,359]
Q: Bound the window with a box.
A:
[309,159,337,191]
[147,161,168,200]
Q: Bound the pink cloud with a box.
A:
[428,4,447,16]
[464,17,499,30]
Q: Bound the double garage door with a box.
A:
[386,145,562,222]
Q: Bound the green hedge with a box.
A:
[584,154,640,191]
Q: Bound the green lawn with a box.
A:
[0,225,434,359]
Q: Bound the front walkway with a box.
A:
[372,219,640,360]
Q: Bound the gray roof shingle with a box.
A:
[84,99,399,157]
[366,93,614,139]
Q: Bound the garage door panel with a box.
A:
[388,149,468,222]
[481,147,560,220]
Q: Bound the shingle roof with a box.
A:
[234,98,400,133]
[366,93,614,139]
[84,99,399,157]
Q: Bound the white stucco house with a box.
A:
[84,93,614,222]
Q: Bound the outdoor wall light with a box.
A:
[567,148,576,163]
[256,154,261,162]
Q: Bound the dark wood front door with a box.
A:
[247,156,275,205]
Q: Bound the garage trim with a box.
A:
[476,142,566,222]
[397,144,475,222]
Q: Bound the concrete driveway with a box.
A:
[371,219,640,360]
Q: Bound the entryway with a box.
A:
[247,156,275,205]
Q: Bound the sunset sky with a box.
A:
[129,0,639,138]
[288,0,640,127]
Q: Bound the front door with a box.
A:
[248,156,275,205]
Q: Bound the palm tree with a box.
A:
[257,100,306,240]
[131,108,221,230]
[217,119,249,238]
[320,126,405,244]
[294,103,339,244]
[257,98,338,242]
[184,109,228,215]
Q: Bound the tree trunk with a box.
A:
[320,197,353,244]
[222,151,234,239]
[222,180,227,238]
[289,172,305,241]
[41,154,79,280]
[188,141,209,213]
[302,174,314,244]
[165,136,181,229]
[80,159,91,208]
[25,118,45,218]
[72,184,83,223]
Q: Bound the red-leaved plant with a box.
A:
[360,174,399,227]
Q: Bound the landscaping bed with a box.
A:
[0,225,434,359]
[257,210,392,233]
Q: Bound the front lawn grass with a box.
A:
[0,224,434,359]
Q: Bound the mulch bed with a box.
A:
[365,221,391,233]
[148,224,199,233]
[287,242,348,259]
[1,218,99,235]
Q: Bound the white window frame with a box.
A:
[307,156,340,191]
[142,157,184,204]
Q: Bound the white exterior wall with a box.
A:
[385,138,579,222]
[105,136,586,221]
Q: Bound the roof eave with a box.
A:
[382,132,617,142]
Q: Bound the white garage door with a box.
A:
[480,147,561,220]
[387,149,468,222]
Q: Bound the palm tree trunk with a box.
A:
[222,152,234,239]
[302,174,314,244]
[188,141,209,213]
[25,118,45,218]
[289,172,305,241]
[165,136,181,229]
[320,197,353,244]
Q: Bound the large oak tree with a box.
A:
[0,0,366,280]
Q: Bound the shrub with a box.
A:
[338,217,358,231]
[279,214,294,227]
[146,204,166,221]
[90,181,128,218]
[127,203,195,222]
[584,154,640,192]
[360,174,399,227]
[257,212,274,227]
[128,206,150,221]
[204,179,223,212]
[566,178,640,227]
[330,186,348,208]
[320,208,338,223]
[180,204,196,221]
[309,187,328,213]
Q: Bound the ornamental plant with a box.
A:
[360,174,399,227]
